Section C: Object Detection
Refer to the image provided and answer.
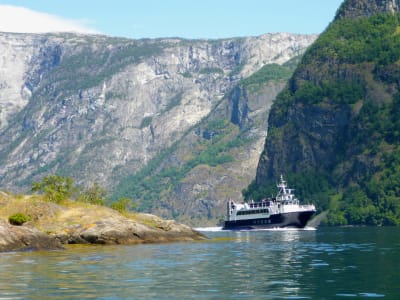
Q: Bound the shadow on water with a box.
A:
[0,227,399,299]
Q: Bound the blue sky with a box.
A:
[0,0,344,39]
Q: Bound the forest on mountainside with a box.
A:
[247,12,400,225]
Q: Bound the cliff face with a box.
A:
[151,80,288,224]
[253,0,400,225]
[0,34,61,129]
[0,32,316,224]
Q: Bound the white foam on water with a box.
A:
[254,226,316,232]
[194,226,223,232]
[195,226,316,232]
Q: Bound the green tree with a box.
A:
[77,182,107,205]
[31,175,74,203]
[110,197,137,213]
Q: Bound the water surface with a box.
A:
[0,227,399,299]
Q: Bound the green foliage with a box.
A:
[206,119,228,131]
[112,120,250,211]
[140,116,153,129]
[31,175,75,204]
[242,180,276,202]
[199,67,224,75]
[8,213,29,226]
[282,54,304,69]
[29,175,142,214]
[39,39,165,95]
[293,80,366,105]
[326,164,400,226]
[325,211,348,226]
[112,143,178,210]
[241,63,293,92]
[181,71,192,78]
[77,182,107,205]
[110,197,137,213]
[342,186,379,225]
[229,63,245,77]
[257,13,400,226]
[349,100,394,151]
[304,13,400,65]
[290,13,400,107]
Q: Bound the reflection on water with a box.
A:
[0,227,399,299]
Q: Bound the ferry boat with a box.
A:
[223,175,316,230]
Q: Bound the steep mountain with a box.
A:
[113,61,297,224]
[251,0,400,225]
[0,31,316,224]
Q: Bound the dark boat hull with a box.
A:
[222,210,315,230]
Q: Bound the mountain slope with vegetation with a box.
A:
[250,0,400,225]
[0,32,316,225]
[112,59,299,224]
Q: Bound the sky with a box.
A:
[0,0,344,39]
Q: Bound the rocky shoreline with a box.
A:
[0,194,206,252]
[0,219,63,252]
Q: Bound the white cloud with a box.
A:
[0,5,100,34]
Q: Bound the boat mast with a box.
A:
[276,174,286,201]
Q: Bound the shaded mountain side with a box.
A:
[250,0,400,225]
[0,32,316,225]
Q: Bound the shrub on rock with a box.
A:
[8,213,29,226]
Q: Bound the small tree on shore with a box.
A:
[110,197,137,213]
[77,182,107,205]
[31,175,75,203]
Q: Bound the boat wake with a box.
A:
[195,226,316,232]
[194,227,224,232]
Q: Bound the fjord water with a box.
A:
[0,227,399,299]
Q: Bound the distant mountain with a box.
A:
[0,32,316,225]
[250,0,400,225]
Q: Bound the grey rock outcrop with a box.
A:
[52,211,206,245]
[0,194,206,252]
[0,220,63,252]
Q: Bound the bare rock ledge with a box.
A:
[0,220,63,252]
[0,196,207,252]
